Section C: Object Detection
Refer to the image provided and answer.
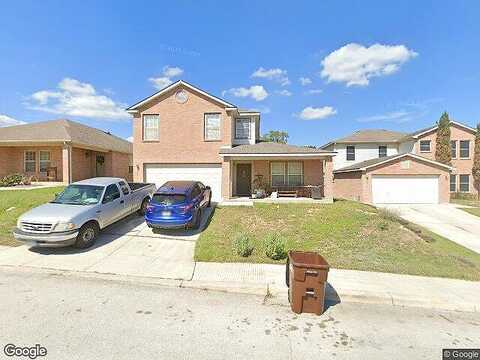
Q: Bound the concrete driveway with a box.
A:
[380,204,480,253]
[0,207,215,280]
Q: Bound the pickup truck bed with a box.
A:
[129,182,156,192]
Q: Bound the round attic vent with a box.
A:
[175,89,188,104]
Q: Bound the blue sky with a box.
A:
[0,1,479,146]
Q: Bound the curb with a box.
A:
[1,265,477,313]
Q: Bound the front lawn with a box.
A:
[451,198,480,217]
[195,201,480,281]
[0,186,64,246]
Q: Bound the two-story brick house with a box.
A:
[127,80,335,202]
[322,121,477,204]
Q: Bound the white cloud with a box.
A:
[149,65,184,90]
[28,78,129,120]
[248,106,271,114]
[149,77,173,89]
[223,85,268,101]
[357,110,413,123]
[276,89,292,96]
[321,43,418,86]
[299,77,312,86]
[299,106,337,120]
[306,89,323,95]
[0,114,26,127]
[126,136,133,142]
[251,67,290,86]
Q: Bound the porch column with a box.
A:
[62,144,72,184]
[323,157,334,203]
[221,158,232,200]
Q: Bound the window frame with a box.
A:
[24,151,36,173]
[102,184,121,204]
[459,174,470,192]
[419,140,431,153]
[449,174,456,193]
[378,145,387,158]
[235,118,251,139]
[270,161,304,187]
[459,140,470,159]
[346,145,355,161]
[39,150,51,173]
[142,114,160,142]
[204,113,221,141]
[450,140,457,159]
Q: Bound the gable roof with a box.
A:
[407,120,477,139]
[0,119,132,154]
[321,129,407,149]
[219,142,335,157]
[126,80,237,112]
[334,152,453,173]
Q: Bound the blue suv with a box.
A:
[145,181,212,230]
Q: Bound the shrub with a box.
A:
[451,192,477,201]
[0,173,24,187]
[264,233,287,260]
[378,208,403,223]
[232,233,254,257]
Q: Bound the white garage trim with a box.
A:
[144,163,223,202]
[372,175,440,204]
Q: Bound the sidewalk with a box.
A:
[186,262,480,313]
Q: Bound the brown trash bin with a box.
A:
[287,251,330,315]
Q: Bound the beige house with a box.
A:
[127,80,335,202]
[323,121,477,204]
[0,119,133,183]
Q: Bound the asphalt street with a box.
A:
[1,269,479,360]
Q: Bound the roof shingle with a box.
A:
[219,142,332,154]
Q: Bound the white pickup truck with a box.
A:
[13,177,156,248]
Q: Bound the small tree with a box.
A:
[472,123,480,199]
[262,130,289,144]
[435,112,452,165]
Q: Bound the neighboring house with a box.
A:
[127,80,335,202]
[0,119,133,183]
[322,120,477,204]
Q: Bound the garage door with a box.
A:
[144,164,223,202]
[372,175,439,204]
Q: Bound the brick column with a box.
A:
[221,158,232,200]
[62,144,72,184]
[323,157,334,203]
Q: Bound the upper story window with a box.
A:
[143,114,159,141]
[24,151,36,172]
[460,140,470,158]
[450,140,457,159]
[235,118,251,139]
[378,145,387,158]
[346,146,355,161]
[39,151,51,172]
[204,113,221,141]
[419,140,431,152]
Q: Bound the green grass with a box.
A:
[195,200,480,281]
[0,186,65,246]
[451,198,480,217]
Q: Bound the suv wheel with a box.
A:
[74,222,99,249]
[137,198,149,216]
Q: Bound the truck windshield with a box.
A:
[151,194,186,206]
[52,185,104,205]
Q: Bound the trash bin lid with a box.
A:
[288,251,330,270]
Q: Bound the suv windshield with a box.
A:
[151,194,186,206]
[52,185,104,205]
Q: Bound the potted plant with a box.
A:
[252,175,270,199]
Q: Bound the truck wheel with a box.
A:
[193,209,202,230]
[137,198,149,216]
[74,222,99,249]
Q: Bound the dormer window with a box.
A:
[378,145,387,158]
[235,118,251,139]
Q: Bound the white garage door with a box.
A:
[144,163,223,202]
[372,175,439,204]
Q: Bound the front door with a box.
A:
[236,163,252,196]
[96,155,105,177]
